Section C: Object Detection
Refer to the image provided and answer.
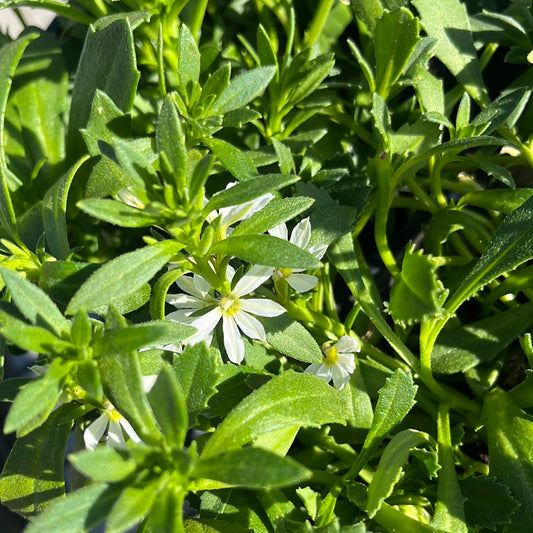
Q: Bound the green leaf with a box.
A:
[194,448,310,489]
[460,475,520,531]
[458,189,533,214]
[389,246,447,326]
[203,138,258,180]
[481,388,533,532]
[4,359,70,436]
[43,157,89,259]
[80,89,130,157]
[66,240,180,315]
[366,430,432,517]
[199,63,231,113]
[347,39,375,92]
[178,24,201,94]
[173,343,220,424]
[263,315,322,363]
[93,320,195,356]
[99,347,161,445]
[205,174,297,213]
[147,365,188,447]
[1,267,70,336]
[77,198,159,228]
[412,0,488,105]
[431,302,533,374]
[446,194,533,313]
[208,66,276,116]
[157,95,186,191]
[374,8,420,99]
[0,404,76,517]
[0,33,38,241]
[232,197,314,236]
[210,234,320,269]
[349,0,383,33]
[24,483,121,533]
[347,370,417,480]
[69,447,137,483]
[9,33,68,178]
[67,19,139,157]
[106,482,158,533]
[371,92,392,151]
[272,138,295,174]
[201,371,349,458]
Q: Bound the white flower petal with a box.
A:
[269,223,288,240]
[166,309,195,324]
[193,274,212,296]
[175,275,197,296]
[304,363,332,382]
[84,414,109,451]
[107,419,127,449]
[234,310,266,341]
[118,416,142,444]
[336,352,356,374]
[239,298,285,317]
[335,336,361,354]
[187,308,222,344]
[287,273,318,293]
[232,265,274,297]
[291,217,311,249]
[223,315,245,364]
[308,243,328,261]
[330,364,351,390]
[165,293,205,308]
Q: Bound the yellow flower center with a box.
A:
[273,267,293,281]
[219,296,240,316]
[107,408,122,423]
[323,345,339,366]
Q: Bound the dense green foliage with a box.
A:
[0,0,532,531]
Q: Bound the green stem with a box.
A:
[187,0,209,42]
[303,0,335,49]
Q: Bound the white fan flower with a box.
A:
[166,265,285,364]
[269,217,327,292]
[304,336,360,390]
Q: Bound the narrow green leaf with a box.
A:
[201,371,349,458]
[106,482,158,533]
[43,157,89,260]
[371,92,392,151]
[210,234,320,269]
[263,315,322,363]
[389,246,447,326]
[99,348,161,445]
[77,198,159,228]
[147,365,188,447]
[347,39,375,92]
[66,240,180,315]
[366,430,432,517]
[157,95,186,191]
[447,194,533,313]
[4,359,70,436]
[93,321,195,357]
[200,63,231,113]
[412,0,488,105]
[272,138,295,174]
[232,196,314,237]
[481,388,533,532]
[374,8,420,99]
[458,189,533,214]
[209,66,276,115]
[178,24,201,93]
[431,301,533,374]
[69,447,137,483]
[173,343,219,424]
[1,268,70,336]
[194,448,310,489]
[0,33,38,241]
[205,174,297,213]
[203,138,258,180]
[0,404,76,517]
[24,483,121,533]
[349,0,383,33]
[67,19,139,157]
[0,377,29,402]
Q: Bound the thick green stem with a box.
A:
[303,0,335,49]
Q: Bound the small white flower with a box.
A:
[304,336,360,390]
[166,265,285,364]
[269,217,327,292]
[83,375,157,451]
